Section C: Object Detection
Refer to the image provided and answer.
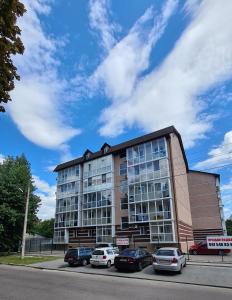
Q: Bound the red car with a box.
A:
[189,241,230,255]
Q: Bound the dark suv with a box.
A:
[64,247,93,266]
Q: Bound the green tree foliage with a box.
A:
[0,0,26,112]
[0,155,41,251]
[33,218,55,238]
[226,219,232,236]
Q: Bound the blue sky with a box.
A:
[1,0,232,220]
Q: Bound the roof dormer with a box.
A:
[83,149,93,160]
[101,143,111,154]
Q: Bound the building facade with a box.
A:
[53,126,225,251]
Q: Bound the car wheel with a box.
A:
[178,265,182,274]
[107,260,111,268]
[192,250,198,255]
[68,263,74,267]
[91,264,95,268]
[154,269,159,274]
[183,260,187,267]
[82,259,88,266]
[137,262,143,271]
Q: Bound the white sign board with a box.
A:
[207,236,232,249]
[116,238,129,246]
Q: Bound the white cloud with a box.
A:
[0,154,5,164]
[90,0,177,103]
[33,175,56,220]
[221,179,232,220]
[194,130,232,169]
[95,0,232,148]
[89,0,119,52]
[8,0,81,150]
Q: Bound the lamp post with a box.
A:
[20,185,30,259]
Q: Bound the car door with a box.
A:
[177,249,184,265]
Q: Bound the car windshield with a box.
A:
[156,250,175,256]
[121,249,137,257]
[66,249,78,255]
[93,250,104,255]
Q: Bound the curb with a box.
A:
[3,263,231,291]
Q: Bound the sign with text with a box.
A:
[116,238,129,246]
[207,236,232,249]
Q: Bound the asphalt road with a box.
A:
[0,265,232,300]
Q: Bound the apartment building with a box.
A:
[188,170,226,242]
[53,126,225,252]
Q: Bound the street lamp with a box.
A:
[18,185,30,259]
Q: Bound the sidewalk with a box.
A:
[27,258,232,289]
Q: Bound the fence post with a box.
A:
[51,238,53,255]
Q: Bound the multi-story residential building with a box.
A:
[53,126,225,252]
[188,170,227,242]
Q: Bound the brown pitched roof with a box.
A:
[54,125,188,171]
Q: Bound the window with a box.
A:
[121,197,128,210]
[120,180,127,193]
[121,217,129,229]
[88,177,92,187]
[120,162,127,176]
[102,174,106,184]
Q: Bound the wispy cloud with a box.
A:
[8,0,81,151]
[194,130,232,169]
[89,0,177,109]
[93,0,232,148]
[33,175,56,220]
[89,0,119,53]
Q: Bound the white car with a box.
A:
[90,247,119,268]
[153,247,186,274]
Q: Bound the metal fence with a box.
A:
[25,237,67,254]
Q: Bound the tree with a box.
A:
[0,155,41,252]
[0,0,26,112]
[226,219,232,236]
[33,218,55,238]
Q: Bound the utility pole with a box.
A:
[21,185,30,259]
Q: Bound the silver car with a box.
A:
[153,247,186,274]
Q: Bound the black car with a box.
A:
[114,248,153,271]
[64,247,93,266]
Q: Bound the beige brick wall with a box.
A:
[188,172,222,230]
[169,133,193,227]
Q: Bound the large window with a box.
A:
[127,158,169,184]
[83,155,112,178]
[150,221,174,242]
[127,138,167,167]
[120,162,127,176]
[129,198,171,223]
[56,196,78,213]
[96,226,112,243]
[57,166,80,184]
[129,179,170,203]
[55,211,78,228]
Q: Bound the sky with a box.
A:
[1,0,232,220]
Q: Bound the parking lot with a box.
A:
[31,257,232,288]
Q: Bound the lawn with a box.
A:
[0,255,62,265]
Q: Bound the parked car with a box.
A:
[189,241,231,255]
[90,247,119,268]
[114,248,153,272]
[153,247,186,274]
[64,247,93,266]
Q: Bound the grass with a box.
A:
[0,255,63,265]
